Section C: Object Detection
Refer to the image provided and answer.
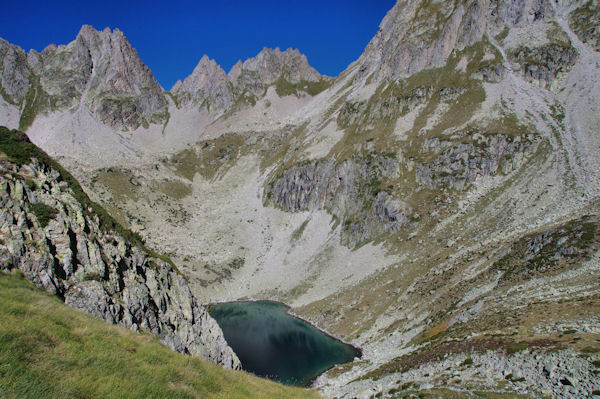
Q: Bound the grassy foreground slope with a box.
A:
[0,272,320,399]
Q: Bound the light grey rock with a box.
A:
[171,55,233,111]
[356,0,558,81]
[0,38,31,105]
[0,156,240,369]
[228,47,325,99]
[415,133,539,190]
[1,25,168,131]
[268,154,411,247]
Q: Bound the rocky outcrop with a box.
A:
[42,25,168,130]
[415,133,539,190]
[0,25,168,131]
[509,44,579,87]
[0,142,239,369]
[228,47,322,96]
[268,154,413,247]
[338,85,433,131]
[569,0,600,51]
[171,47,328,111]
[0,38,31,105]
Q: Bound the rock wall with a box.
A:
[268,154,414,247]
[416,133,540,190]
[0,155,239,369]
[509,44,579,87]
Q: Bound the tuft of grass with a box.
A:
[28,202,58,228]
[0,272,321,399]
[506,342,529,355]
[291,218,310,242]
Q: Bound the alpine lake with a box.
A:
[208,300,361,386]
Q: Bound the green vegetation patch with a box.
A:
[569,0,600,50]
[18,76,53,131]
[0,272,321,399]
[274,77,333,97]
[171,133,247,181]
[291,218,310,241]
[28,202,59,228]
[491,215,599,286]
[156,180,192,200]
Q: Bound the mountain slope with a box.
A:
[0,126,238,368]
[0,271,320,399]
[1,0,600,398]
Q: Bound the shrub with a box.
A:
[28,203,58,228]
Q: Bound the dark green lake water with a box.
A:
[208,301,360,386]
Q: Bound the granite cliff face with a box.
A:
[0,129,239,369]
[171,55,233,111]
[356,0,560,81]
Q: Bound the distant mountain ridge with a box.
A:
[0,26,328,132]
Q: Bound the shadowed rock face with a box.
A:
[267,154,413,248]
[509,43,579,87]
[0,39,31,105]
[415,133,540,190]
[0,145,239,369]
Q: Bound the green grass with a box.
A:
[0,272,321,399]
[291,218,310,241]
[274,77,333,97]
[18,76,52,131]
[28,202,59,228]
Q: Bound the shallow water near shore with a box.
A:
[209,300,360,386]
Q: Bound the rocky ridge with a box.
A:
[1,25,168,131]
[0,128,239,369]
[171,47,330,112]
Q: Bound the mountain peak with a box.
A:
[238,46,321,84]
[171,55,232,110]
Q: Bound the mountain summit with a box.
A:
[0,25,168,132]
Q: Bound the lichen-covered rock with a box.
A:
[0,155,240,369]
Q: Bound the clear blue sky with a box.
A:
[0,0,396,90]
